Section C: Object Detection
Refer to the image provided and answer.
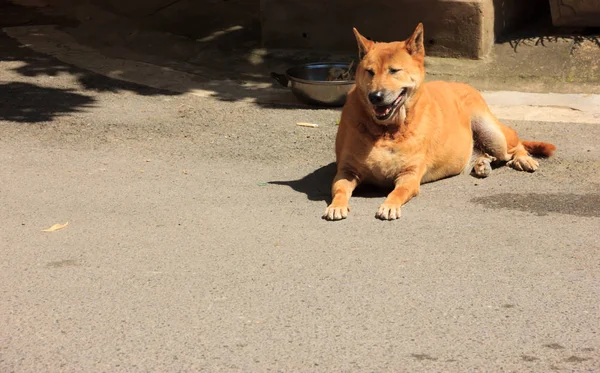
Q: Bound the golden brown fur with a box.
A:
[324,23,556,221]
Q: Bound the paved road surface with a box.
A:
[1,31,599,372]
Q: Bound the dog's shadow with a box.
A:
[269,162,388,204]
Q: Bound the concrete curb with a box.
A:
[481,91,600,124]
[4,25,600,124]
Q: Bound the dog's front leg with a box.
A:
[376,168,423,220]
[323,170,359,221]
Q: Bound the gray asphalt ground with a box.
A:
[1,30,599,372]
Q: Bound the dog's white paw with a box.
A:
[508,155,539,172]
[323,204,349,221]
[376,204,402,220]
[472,154,496,178]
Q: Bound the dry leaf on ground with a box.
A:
[42,222,69,232]
[296,122,319,128]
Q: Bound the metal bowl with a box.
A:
[271,62,355,107]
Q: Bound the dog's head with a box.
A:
[352,23,426,124]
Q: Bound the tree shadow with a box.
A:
[0,30,179,96]
[1,1,353,109]
[506,34,600,53]
[0,82,95,123]
[493,8,600,53]
[0,13,183,125]
[269,162,388,205]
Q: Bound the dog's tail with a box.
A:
[522,140,556,158]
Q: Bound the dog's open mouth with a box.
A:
[373,89,407,120]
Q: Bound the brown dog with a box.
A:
[324,23,556,221]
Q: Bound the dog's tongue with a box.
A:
[374,105,390,116]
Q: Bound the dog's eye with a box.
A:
[365,69,375,76]
[389,68,402,74]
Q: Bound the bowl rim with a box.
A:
[285,62,356,85]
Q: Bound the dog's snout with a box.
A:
[368,91,385,105]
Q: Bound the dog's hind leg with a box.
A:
[468,112,509,177]
[471,110,540,173]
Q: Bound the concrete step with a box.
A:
[4,24,600,125]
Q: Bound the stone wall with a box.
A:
[549,0,600,26]
[10,0,562,59]
[261,0,494,58]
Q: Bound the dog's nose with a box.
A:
[368,91,385,105]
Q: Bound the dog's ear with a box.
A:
[353,28,374,59]
[406,23,424,57]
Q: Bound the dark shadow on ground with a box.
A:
[0,8,182,125]
[472,193,600,217]
[269,162,389,205]
[0,82,95,123]
[269,163,336,203]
